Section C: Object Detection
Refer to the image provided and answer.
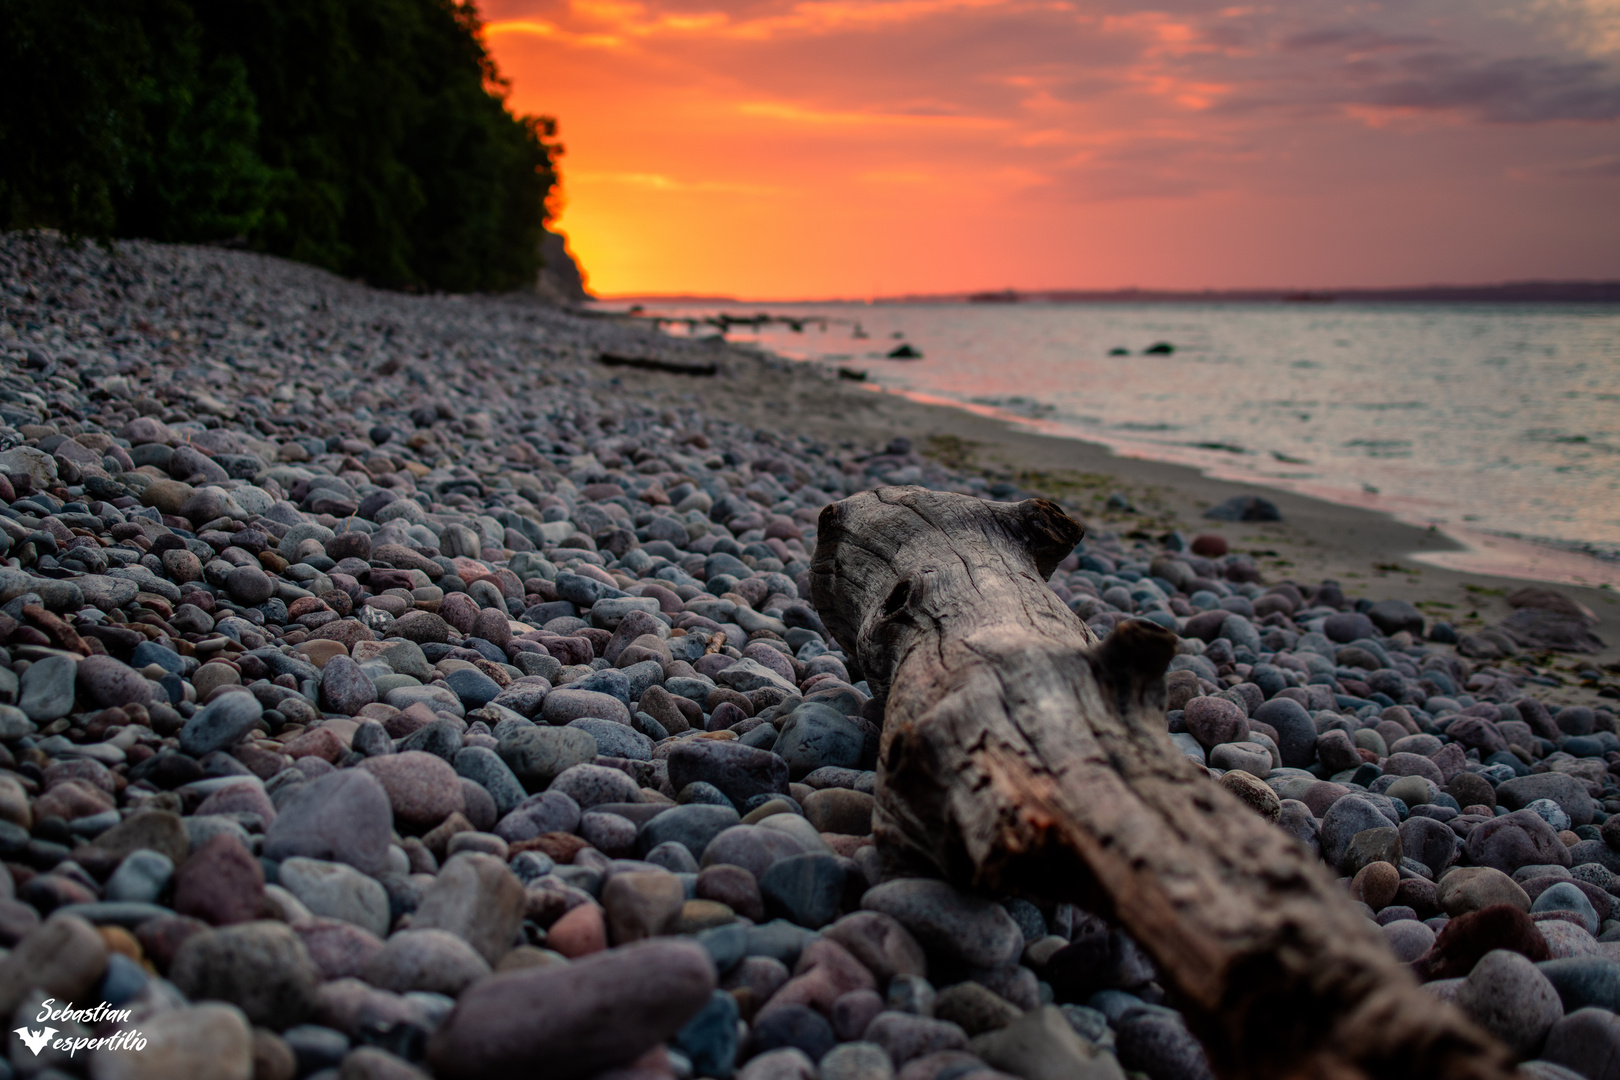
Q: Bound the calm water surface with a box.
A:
[606,301,1620,557]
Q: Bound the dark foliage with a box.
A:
[0,0,559,291]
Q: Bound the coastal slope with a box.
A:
[0,233,1616,1080]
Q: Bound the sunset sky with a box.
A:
[480,0,1620,298]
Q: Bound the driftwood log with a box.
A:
[808,487,1515,1080]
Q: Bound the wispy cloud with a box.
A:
[572,171,781,192]
[737,101,1007,126]
[480,0,1620,294]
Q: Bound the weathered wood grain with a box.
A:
[809,486,1513,1080]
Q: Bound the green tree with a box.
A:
[192,0,561,290]
[0,0,560,291]
[0,0,148,236]
[116,0,276,243]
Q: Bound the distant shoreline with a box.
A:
[599,280,1620,306]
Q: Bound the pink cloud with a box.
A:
[481,0,1620,295]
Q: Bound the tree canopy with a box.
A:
[0,0,560,292]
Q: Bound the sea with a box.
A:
[601,299,1620,572]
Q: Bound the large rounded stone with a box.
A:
[1183,696,1249,750]
[1498,774,1596,829]
[276,857,391,937]
[179,690,264,757]
[700,824,807,879]
[823,912,927,984]
[1400,814,1460,878]
[362,928,492,997]
[0,913,109,1017]
[19,653,76,721]
[494,791,582,843]
[410,852,526,965]
[639,804,740,861]
[1543,1008,1620,1080]
[173,833,265,926]
[498,726,597,792]
[603,870,687,943]
[1539,956,1620,1014]
[426,938,717,1080]
[1252,697,1317,769]
[392,611,453,645]
[1456,949,1564,1056]
[667,739,790,805]
[89,1002,254,1080]
[1417,905,1550,981]
[319,655,377,715]
[168,921,321,1029]
[225,566,276,606]
[1114,1007,1215,1080]
[1320,794,1397,871]
[360,751,466,830]
[1437,868,1532,917]
[1467,810,1572,875]
[264,769,394,875]
[772,703,865,780]
[549,763,641,809]
[77,654,158,709]
[861,878,1022,970]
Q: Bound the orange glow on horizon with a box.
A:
[480,0,1620,299]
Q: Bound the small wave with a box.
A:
[1343,439,1414,458]
[968,395,1055,418]
[1524,429,1620,453]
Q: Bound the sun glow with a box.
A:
[480,0,1620,297]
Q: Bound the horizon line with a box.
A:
[589,278,1620,305]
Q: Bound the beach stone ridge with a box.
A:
[0,231,1610,1080]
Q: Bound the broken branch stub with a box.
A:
[809,486,1513,1080]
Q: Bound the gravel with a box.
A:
[0,231,1616,1078]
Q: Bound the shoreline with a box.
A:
[621,342,1620,670]
[871,384,1620,588]
[604,298,1620,578]
[3,233,1619,1079]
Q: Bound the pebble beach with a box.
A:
[1,231,1619,1080]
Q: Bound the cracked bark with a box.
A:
[809,486,1513,1080]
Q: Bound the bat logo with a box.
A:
[14,1026,56,1056]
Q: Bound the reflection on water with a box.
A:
[607,300,1620,558]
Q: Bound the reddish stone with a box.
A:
[173,833,265,926]
[511,832,592,864]
[385,703,438,738]
[135,914,211,973]
[35,779,115,822]
[546,903,607,958]
[360,750,466,830]
[283,726,347,763]
[195,780,278,825]
[1415,904,1550,981]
